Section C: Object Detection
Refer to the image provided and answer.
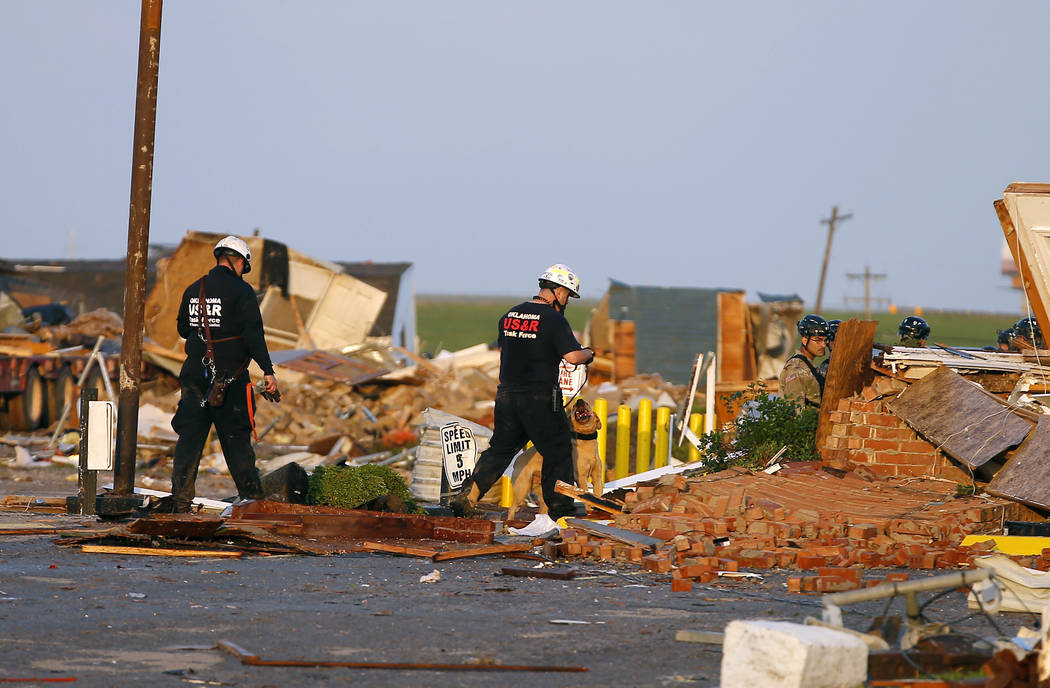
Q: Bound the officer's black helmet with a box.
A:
[997,328,1015,346]
[1015,317,1042,341]
[797,314,830,338]
[826,319,842,343]
[898,316,930,341]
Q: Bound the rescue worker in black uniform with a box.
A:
[450,264,594,520]
[1015,317,1045,350]
[817,319,841,379]
[169,236,280,512]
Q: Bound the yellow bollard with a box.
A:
[594,397,608,477]
[615,404,632,479]
[689,413,703,463]
[636,398,652,475]
[654,406,670,469]
[499,475,513,508]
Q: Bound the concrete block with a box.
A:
[720,619,867,688]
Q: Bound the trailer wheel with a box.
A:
[84,365,108,402]
[5,366,46,430]
[47,366,75,429]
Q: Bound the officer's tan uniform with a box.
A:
[778,354,823,408]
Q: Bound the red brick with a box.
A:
[814,575,861,592]
[829,411,849,423]
[864,438,901,451]
[787,577,803,593]
[642,555,671,573]
[873,427,914,440]
[849,401,877,413]
[670,578,693,592]
[847,525,879,540]
[818,566,861,583]
[718,558,739,572]
[837,398,851,412]
[899,439,936,453]
[802,576,817,592]
[830,423,850,437]
[678,564,715,579]
[866,414,902,427]
[822,448,850,462]
[797,553,827,570]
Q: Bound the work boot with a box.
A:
[449,483,480,518]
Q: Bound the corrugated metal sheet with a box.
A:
[608,280,724,385]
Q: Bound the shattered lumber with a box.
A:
[431,542,533,561]
[553,480,624,514]
[361,541,440,558]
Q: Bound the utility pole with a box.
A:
[113,0,163,497]
[844,265,889,319]
[815,206,853,313]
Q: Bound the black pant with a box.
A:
[171,374,262,509]
[465,388,575,518]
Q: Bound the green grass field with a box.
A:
[416,295,598,354]
[820,309,1021,348]
[417,296,1025,354]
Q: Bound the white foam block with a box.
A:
[721,620,867,688]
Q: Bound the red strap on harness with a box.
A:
[246,382,257,442]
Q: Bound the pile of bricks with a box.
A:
[820,376,970,482]
[548,463,1035,591]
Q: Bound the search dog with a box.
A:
[507,397,604,520]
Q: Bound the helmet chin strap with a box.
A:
[535,290,566,314]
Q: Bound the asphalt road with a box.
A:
[0,511,1026,688]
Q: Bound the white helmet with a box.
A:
[214,236,252,274]
[538,264,580,298]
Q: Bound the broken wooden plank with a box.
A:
[432,543,533,561]
[501,565,576,580]
[674,630,725,644]
[230,500,495,543]
[563,517,664,550]
[126,514,224,539]
[817,319,878,460]
[81,545,242,558]
[987,416,1050,510]
[888,367,1033,469]
[553,481,624,514]
[361,541,440,558]
[997,193,1050,345]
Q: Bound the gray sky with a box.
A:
[2,2,1046,312]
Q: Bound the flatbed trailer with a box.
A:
[0,349,117,431]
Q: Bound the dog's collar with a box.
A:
[573,430,598,440]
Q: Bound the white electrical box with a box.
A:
[87,400,116,471]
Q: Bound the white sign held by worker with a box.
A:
[558,360,587,403]
[441,422,478,490]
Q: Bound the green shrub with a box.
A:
[307,464,422,513]
[691,383,820,473]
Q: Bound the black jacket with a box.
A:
[176,265,274,382]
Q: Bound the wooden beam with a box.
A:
[361,541,439,558]
[995,198,1050,345]
[553,481,625,514]
[431,543,533,561]
[816,319,878,465]
[81,544,242,558]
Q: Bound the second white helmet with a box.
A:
[214,236,252,274]
[538,264,580,298]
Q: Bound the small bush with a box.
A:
[307,464,422,513]
[691,383,820,472]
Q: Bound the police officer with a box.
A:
[817,319,841,379]
[898,316,930,347]
[779,314,828,409]
[1014,317,1045,350]
[168,236,280,512]
[450,264,594,519]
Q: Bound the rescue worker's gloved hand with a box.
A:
[258,375,281,403]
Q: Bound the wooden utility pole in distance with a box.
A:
[815,206,853,313]
[844,265,889,320]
